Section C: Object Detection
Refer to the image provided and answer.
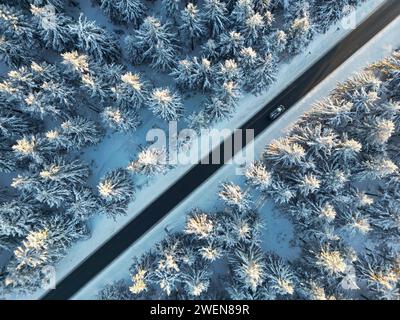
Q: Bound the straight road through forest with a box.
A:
[43,0,400,300]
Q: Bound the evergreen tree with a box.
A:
[162,0,181,20]
[97,168,135,204]
[191,57,215,92]
[228,243,265,292]
[38,156,90,186]
[0,35,31,68]
[244,52,277,94]
[238,46,259,77]
[0,110,34,139]
[30,4,74,52]
[65,187,99,221]
[264,254,297,298]
[170,58,195,90]
[245,161,272,191]
[101,106,141,133]
[200,39,219,60]
[127,147,168,176]
[202,0,229,38]
[69,14,121,62]
[218,183,251,212]
[264,137,306,168]
[147,87,184,121]
[59,116,103,150]
[0,141,16,173]
[230,0,255,28]
[117,71,149,109]
[180,3,205,50]
[204,96,235,122]
[286,11,313,55]
[100,0,146,26]
[0,201,38,242]
[132,16,177,71]
[217,31,244,59]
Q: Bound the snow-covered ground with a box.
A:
[17,0,383,300]
[72,11,400,300]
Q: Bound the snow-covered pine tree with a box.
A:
[200,39,219,61]
[59,116,103,150]
[0,110,33,139]
[97,168,135,204]
[0,141,16,173]
[264,29,287,55]
[218,182,251,212]
[38,156,90,186]
[217,31,244,59]
[263,137,306,168]
[333,134,362,165]
[244,52,277,94]
[3,228,49,293]
[0,4,37,56]
[267,177,296,205]
[238,46,259,76]
[65,187,99,221]
[162,0,181,21]
[217,59,241,84]
[355,156,398,181]
[230,0,255,28]
[101,106,141,133]
[30,4,74,52]
[286,9,313,55]
[0,35,31,68]
[254,0,272,14]
[100,0,146,27]
[11,135,50,164]
[245,161,273,192]
[191,57,215,92]
[180,3,205,50]
[43,213,88,259]
[127,147,168,176]
[170,58,195,90]
[290,123,338,159]
[214,80,240,106]
[202,0,229,38]
[312,0,355,33]
[184,210,215,240]
[355,117,395,149]
[132,16,177,71]
[26,0,70,10]
[69,14,121,62]
[204,96,235,122]
[264,254,297,298]
[31,180,72,208]
[356,251,399,300]
[116,71,149,109]
[147,87,184,121]
[0,200,38,244]
[185,110,210,132]
[228,243,265,293]
[241,11,272,47]
[181,265,211,298]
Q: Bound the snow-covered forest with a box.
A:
[99,52,400,300]
[0,0,379,297]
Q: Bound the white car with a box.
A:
[269,105,286,119]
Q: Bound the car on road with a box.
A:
[269,105,286,119]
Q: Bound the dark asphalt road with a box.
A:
[43,0,400,300]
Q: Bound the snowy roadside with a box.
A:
[12,0,383,300]
[71,12,400,300]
